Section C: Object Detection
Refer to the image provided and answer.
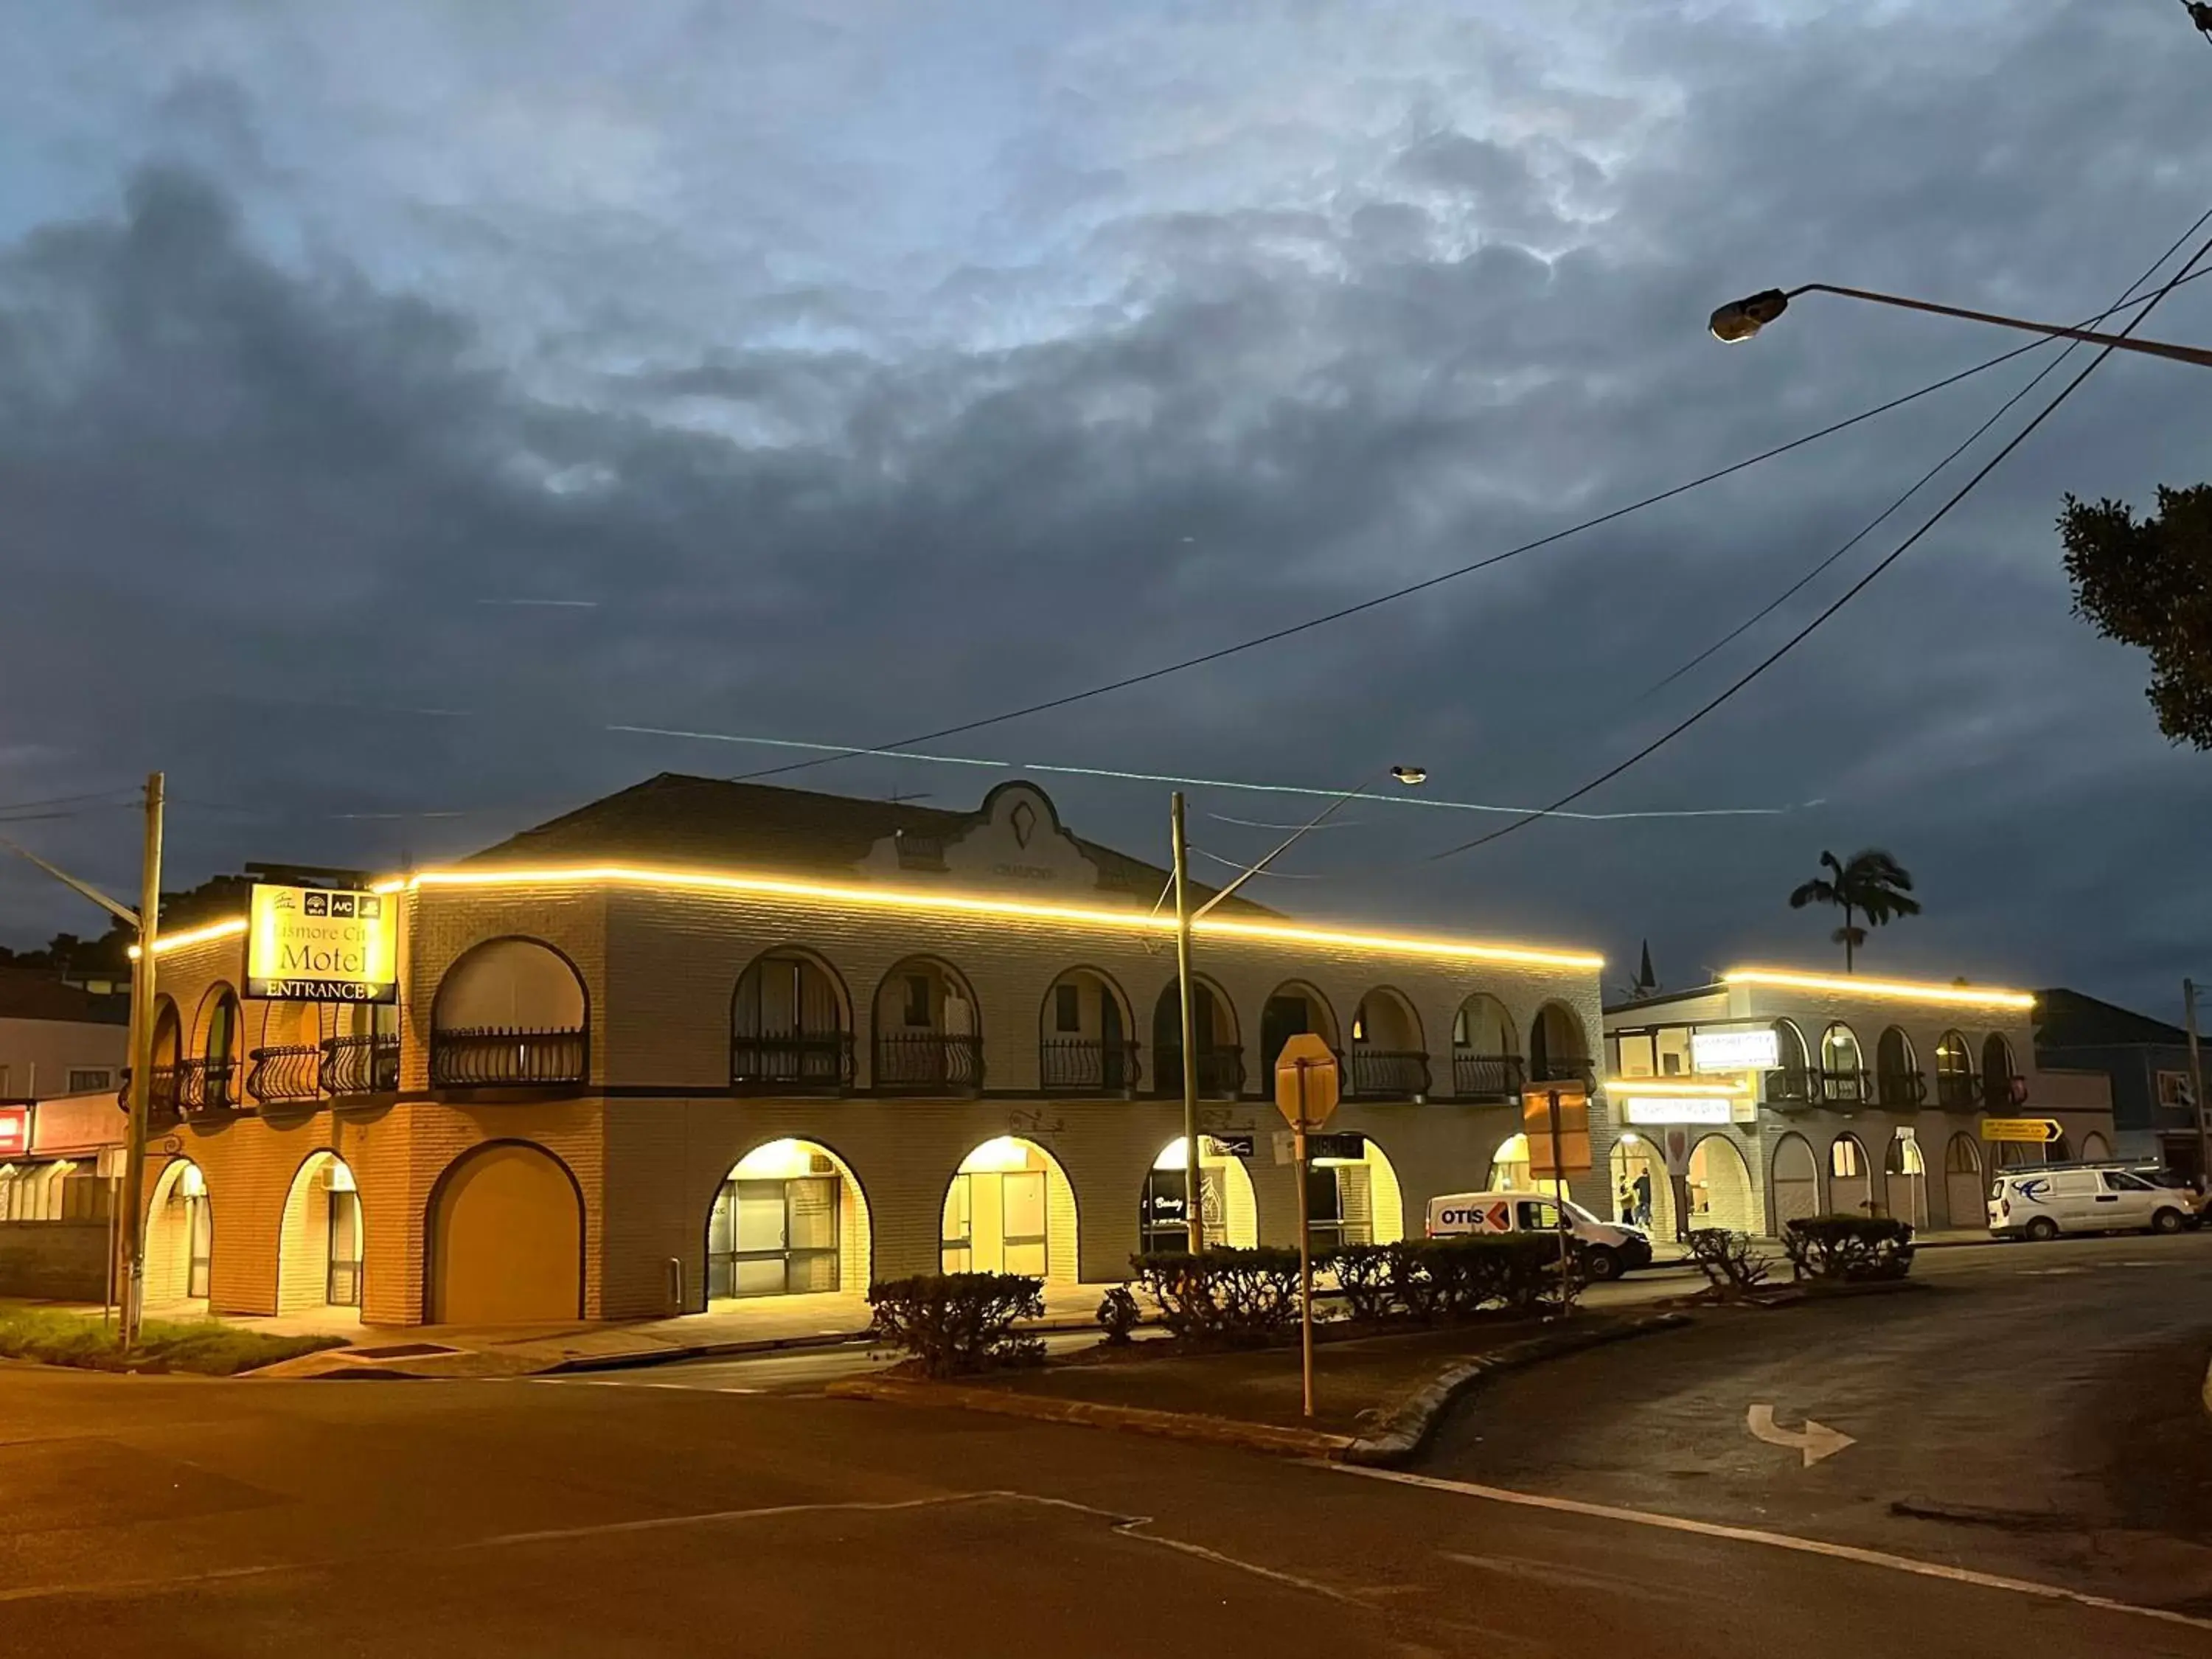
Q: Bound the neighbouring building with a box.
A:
[2034,987,2205,1173]
[125,773,1610,1328]
[1601,970,2113,1239]
[0,967,128,1105]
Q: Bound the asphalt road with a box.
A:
[2,1234,2208,1658]
[1425,1230,2212,1618]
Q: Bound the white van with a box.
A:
[1425,1190,1655,1281]
[1987,1166,2193,1239]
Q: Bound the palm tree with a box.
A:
[1788,849,1921,972]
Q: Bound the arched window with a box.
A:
[1528,1001,1591,1088]
[146,996,183,1120]
[1151,978,1242,1099]
[1829,1133,1873,1217]
[1980,1033,2017,1111]
[1875,1026,1923,1107]
[1260,981,1340,1074]
[1767,1019,1812,1105]
[1935,1030,1977,1109]
[872,957,982,1093]
[186,987,241,1113]
[1347,988,1427,1100]
[431,939,589,1088]
[1450,993,1522,1101]
[1819,1023,1866,1105]
[1941,1132,1983,1228]
[731,949,852,1094]
[1040,967,1138,1095]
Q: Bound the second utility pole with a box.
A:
[1172,792,1204,1253]
[117,772,164,1348]
[2186,978,2208,1191]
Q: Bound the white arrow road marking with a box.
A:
[1747,1403,1855,1467]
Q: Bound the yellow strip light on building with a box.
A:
[368,863,1605,970]
[130,917,251,959]
[1601,1077,1750,1096]
[1722,967,2035,1010]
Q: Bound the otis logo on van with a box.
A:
[246,883,399,1004]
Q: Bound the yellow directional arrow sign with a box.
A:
[1981,1117,2063,1144]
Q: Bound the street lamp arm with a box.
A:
[1191,782,1371,920]
[1786,282,2212,370]
[0,832,139,927]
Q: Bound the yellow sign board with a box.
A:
[1273,1034,1341,1127]
[247,884,399,1004]
[1981,1117,2062,1144]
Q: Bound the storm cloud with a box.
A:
[3,1,2209,1009]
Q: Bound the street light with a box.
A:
[1708,283,2212,370]
[1169,764,1428,1253]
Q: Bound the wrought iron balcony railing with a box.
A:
[174,1057,239,1115]
[1346,1048,1431,1100]
[1529,1056,1595,1093]
[247,1046,323,1107]
[431,1026,588,1089]
[1818,1067,1872,1107]
[731,1030,855,1094]
[1150,1044,1246,1099]
[1451,1051,1525,1102]
[1877,1069,1927,1109]
[872,1031,985,1093]
[115,1065,183,1125]
[1935,1071,1980,1110]
[321,1033,400,1096]
[1765,1065,1816,1106]
[1039,1038,1142,1094]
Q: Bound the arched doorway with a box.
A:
[1935,1030,1976,1109]
[1610,1133,1674,1237]
[1141,1137,1259,1253]
[707,1138,871,1300]
[1942,1133,1985,1227]
[1260,981,1340,1074]
[1770,1018,1813,1104]
[731,949,852,1093]
[1450,993,1521,1101]
[1819,1023,1866,1106]
[874,957,983,1092]
[2081,1132,2112,1164]
[144,1158,212,1311]
[277,1152,364,1317]
[942,1138,1077,1282]
[1488,1133,1570,1202]
[1771,1132,1821,1229]
[1687,1135,1756,1232]
[428,1142,583,1324]
[1150,975,1242,1099]
[1829,1134,1873,1217]
[1348,988,1428,1100]
[1884,1131,1929,1228]
[1040,967,1138,1095]
[1528,1001,1592,1088]
[1981,1033,2019,1113]
[1876,1026,1924,1108]
[1306,1135,1404,1249]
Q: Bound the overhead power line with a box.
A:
[1423,215,2212,864]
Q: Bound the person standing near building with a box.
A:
[1633,1167,1654,1228]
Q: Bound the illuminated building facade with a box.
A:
[131,775,1610,1327]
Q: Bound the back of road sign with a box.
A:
[1274,1034,1340,1127]
[1521,1083,1593,1178]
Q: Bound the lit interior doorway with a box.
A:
[709,1139,870,1300]
[1305,1135,1405,1249]
[1487,1133,1571,1203]
[1885,1130,1929,1228]
[943,1138,1079,1281]
[1686,1135,1756,1232]
[1141,1136,1258,1252]
[1609,1134,1675,1238]
[277,1152,363,1318]
[145,1158,212,1312]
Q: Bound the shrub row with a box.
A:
[1130,1236,1567,1348]
[1782,1215,1916,1282]
[867,1273,1046,1377]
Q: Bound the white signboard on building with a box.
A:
[1621,1096,1736,1127]
[1691,1028,1778,1074]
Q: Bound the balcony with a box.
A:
[1818,1068,1872,1107]
[872,1032,984,1094]
[431,1026,588,1089]
[1346,1048,1431,1101]
[1039,1038,1141,1096]
[1451,1052,1525,1102]
[1935,1071,1980,1110]
[1877,1069,1927,1110]
[731,1031,855,1095]
[116,1065,183,1125]
[321,1034,400,1096]
[1529,1055,1595,1094]
[1152,1045,1246,1100]
[1764,1066,1816,1107]
[247,1046,323,1107]
[175,1057,239,1116]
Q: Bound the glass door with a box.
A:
[326,1189,362,1307]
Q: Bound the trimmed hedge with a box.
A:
[1686,1227,1773,1298]
[868,1273,1046,1377]
[1130,1234,1565,1347]
[1782,1216,1916,1283]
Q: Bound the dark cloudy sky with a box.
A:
[4,1,2209,1013]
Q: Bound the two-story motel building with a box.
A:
[128,775,1612,1328]
[1599,971,2111,1241]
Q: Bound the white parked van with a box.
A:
[1425,1190,1655,1281]
[1987,1166,2193,1239]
